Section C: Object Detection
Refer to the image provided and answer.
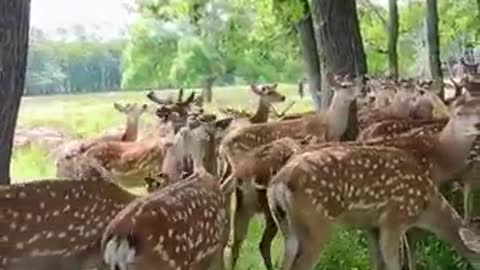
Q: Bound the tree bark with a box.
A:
[388,0,399,79]
[296,0,322,111]
[426,0,444,100]
[0,0,31,185]
[311,0,368,141]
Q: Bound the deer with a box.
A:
[358,78,423,131]
[356,90,448,141]
[218,74,363,182]
[76,120,176,187]
[289,94,480,269]
[243,83,286,124]
[146,89,198,135]
[56,102,148,178]
[102,122,229,270]
[220,137,304,270]
[266,142,480,270]
[0,163,163,270]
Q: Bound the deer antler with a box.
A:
[177,88,184,103]
[146,91,173,105]
[178,91,195,107]
[270,101,296,119]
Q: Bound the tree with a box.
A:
[387,0,399,78]
[0,0,31,185]
[310,0,367,140]
[295,0,322,110]
[426,0,444,99]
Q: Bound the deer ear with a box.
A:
[271,83,278,90]
[326,73,340,89]
[250,84,261,95]
[113,102,124,112]
[143,176,155,187]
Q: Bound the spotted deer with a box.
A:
[357,90,448,141]
[102,123,228,270]
[358,78,422,131]
[147,89,198,134]
[267,142,480,270]
[218,74,363,181]
[220,137,303,270]
[282,94,480,269]
[56,102,148,178]
[219,83,286,123]
[78,124,175,187]
[245,83,286,124]
[0,169,161,270]
[105,102,149,141]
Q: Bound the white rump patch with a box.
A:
[103,236,136,270]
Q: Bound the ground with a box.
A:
[10,85,467,270]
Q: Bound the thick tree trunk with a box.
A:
[311,0,367,141]
[202,76,215,103]
[426,0,444,100]
[0,0,31,185]
[296,0,322,111]
[388,0,399,79]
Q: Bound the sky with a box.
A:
[30,0,391,38]
[31,0,136,38]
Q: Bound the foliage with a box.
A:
[121,0,302,89]
[26,27,123,95]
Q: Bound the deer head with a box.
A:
[250,83,286,103]
[326,73,363,107]
[113,102,148,120]
[446,94,480,137]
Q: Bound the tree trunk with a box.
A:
[202,76,215,103]
[426,0,444,100]
[311,0,367,141]
[0,0,31,185]
[388,0,399,79]
[296,0,322,111]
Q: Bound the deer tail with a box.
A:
[103,234,137,270]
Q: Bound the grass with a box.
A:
[10,84,470,269]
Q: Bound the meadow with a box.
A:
[10,85,468,270]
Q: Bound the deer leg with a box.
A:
[285,214,332,270]
[259,211,278,270]
[464,181,473,222]
[402,230,417,270]
[365,228,387,270]
[378,224,404,270]
[415,194,480,268]
[225,188,255,270]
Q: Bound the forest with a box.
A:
[25,0,479,96]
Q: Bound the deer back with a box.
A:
[357,118,448,141]
[269,145,435,226]
[0,179,136,270]
[102,171,227,270]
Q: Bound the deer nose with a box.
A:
[280,96,286,101]
[475,123,480,130]
[368,96,375,102]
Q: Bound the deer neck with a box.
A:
[121,117,140,141]
[249,98,270,123]
[162,146,182,181]
[325,101,351,140]
[434,120,477,181]
[388,97,410,118]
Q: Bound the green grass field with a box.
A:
[10,85,470,270]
